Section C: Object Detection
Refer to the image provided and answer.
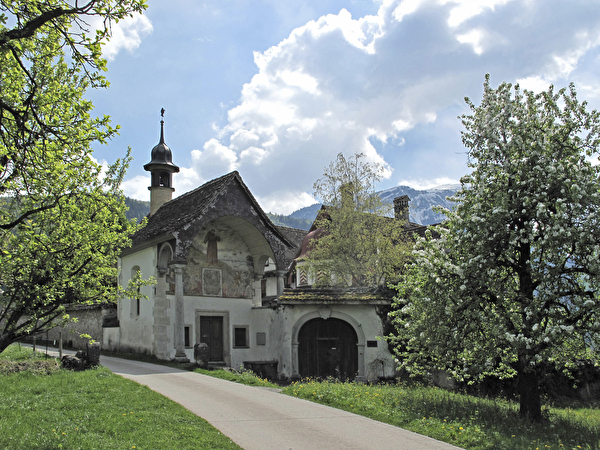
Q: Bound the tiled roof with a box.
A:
[276,226,309,265]
[277,285,394,305]
[131,171,293,249]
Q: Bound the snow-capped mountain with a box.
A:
[378,185,459,225]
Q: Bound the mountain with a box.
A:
[125,198,150,223]
[289,203,322,221]
[378,185,459,225]
[267,212,314,230]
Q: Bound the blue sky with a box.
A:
[90,0,600,214]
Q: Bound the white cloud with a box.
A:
[122,175,150,201]
[240,147,268,165]
[516,75,553,93]
[455,28,486,54]
[392,0,427,23]
[444,0,516,28]
[102,13,153,60]
[549,29,600,79]
[397,177,460,190]
[173,167,202,197]
[190,139,238,178]
[256,191,318,215]
[122,0,600,214]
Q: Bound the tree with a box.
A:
[389,76,600,421]
[307,153,412,287]
[0,1,148,353]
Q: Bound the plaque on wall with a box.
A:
[202,268,223,297]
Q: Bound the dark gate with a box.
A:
[298,318,358,380]
[200,316,224,362]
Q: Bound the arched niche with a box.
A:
[158,242,174,277]
[175,205,291,272]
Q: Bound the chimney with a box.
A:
[393,195,410,223]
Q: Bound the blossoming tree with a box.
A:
[389,76,600,421]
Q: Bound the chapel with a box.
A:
[109,113,422,381]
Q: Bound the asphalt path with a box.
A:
[100,355,461,450]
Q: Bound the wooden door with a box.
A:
[200,316,224,362]
[298,318,358,380]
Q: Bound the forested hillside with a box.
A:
[125,198,150,222]
[267,213,313,230]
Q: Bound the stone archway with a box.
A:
[298,318,358,380]
[292,310,366,381]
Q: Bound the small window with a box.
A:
[184,326,191,348]
[367,340,378,348]
[234,326,249,348]
[131,266,141,317]
[256,332,266,346]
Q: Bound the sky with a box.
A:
[89,0,600,215]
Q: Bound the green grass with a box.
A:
[193,367,280,388]
[282,379,600,450]
[14,344,599,449]
[0,345,241,450]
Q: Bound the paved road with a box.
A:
[100,355,461,450]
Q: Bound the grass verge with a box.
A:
[193,367,280,388]
[282,379,600,450]
[0,345,241,450]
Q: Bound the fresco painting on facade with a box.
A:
[202,269,222,296]
[204,229,220,265]
[184,224,254,298]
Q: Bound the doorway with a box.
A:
[298,318,358,380]
[199,316,224,362]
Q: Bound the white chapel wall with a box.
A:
[117,246,156,355]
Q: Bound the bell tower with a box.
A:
[144,108,180,215]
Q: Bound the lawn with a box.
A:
[193,366,280,388]
[282,379,600,450]
[0,345,241,450]
[6,344,598,449]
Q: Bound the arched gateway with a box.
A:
[298,318,358,380]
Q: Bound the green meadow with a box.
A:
[282,379,600,450]
[0,345,240,450]
[3,345,599,449]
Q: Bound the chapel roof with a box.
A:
[131,171,292,249]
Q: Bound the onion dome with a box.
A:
[144,110,179,173]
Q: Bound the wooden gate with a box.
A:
[298,318,358,380]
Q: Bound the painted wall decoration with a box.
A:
[204,229,220,265]
[299,268,308,286]
[202,268,222,296]
[183,223,254,298]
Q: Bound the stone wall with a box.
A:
[40,304,117,350]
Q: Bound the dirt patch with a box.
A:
[0,359,61,375]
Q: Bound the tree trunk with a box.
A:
[518,362,542,422]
